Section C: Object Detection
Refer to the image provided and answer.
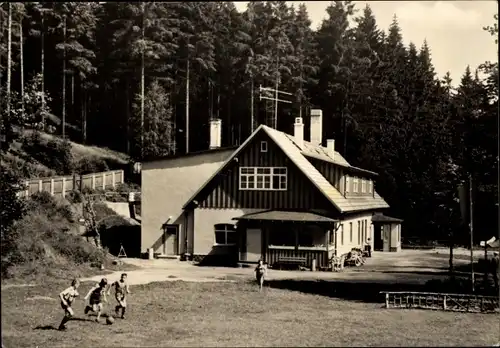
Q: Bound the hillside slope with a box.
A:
[2,129,130,178]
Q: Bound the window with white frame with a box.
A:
[367,180,372,194]
[361,179,366,193]
[214,224,237,245]
[260,141,268,153]
[345,176,350,194]
[353,177,359,193]
[239,167,287,190]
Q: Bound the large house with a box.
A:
[141,110,402,268]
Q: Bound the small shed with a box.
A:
[371,213,403,252]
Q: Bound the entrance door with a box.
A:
[245,228,262,262]
[163,225,179,255]
[383,224,390,252]
[374,225,383,251]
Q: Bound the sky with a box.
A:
[233,1,498,86]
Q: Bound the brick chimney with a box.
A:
[294,117,304,149]
[310,109,323,146]
[326,139,335,160]
[209,119,222,149]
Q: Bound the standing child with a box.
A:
[84,278,108,323]
[254,260,267,292]
[108,273,131,319]
[58,278,80,331]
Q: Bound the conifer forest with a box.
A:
[0,2,498,242]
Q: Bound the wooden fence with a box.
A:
[18,170,125,199]
[381,291,499,314]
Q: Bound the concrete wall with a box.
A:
[334,212,374,256]
[141,150,232,254]
[193,208,261,256]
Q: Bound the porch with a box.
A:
[233,210,339,270]
[372,213,403,252]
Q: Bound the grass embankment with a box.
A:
[2,129,129,178]
[2,280,498,347]
[1,192,137,285]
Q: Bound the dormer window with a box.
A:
[260,141,268,153]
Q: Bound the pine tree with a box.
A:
[314,1,356,152]
[289,4,318,120]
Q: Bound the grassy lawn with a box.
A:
[2,279,499,347]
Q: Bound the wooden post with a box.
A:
[92,174,96,190]
[50,179,54,195]
[443,295,447,310]
[385,293,389,308]
[62,177,66,198]
[112,171,116,188]
[38,180,42,192]
[102,173,106,190]
[25,181,29,197]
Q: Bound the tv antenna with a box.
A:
[259,85,292,129]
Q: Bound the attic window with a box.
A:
[260,141,268,153]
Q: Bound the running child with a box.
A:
[84,278,108,322]
[254,259,267,292]
[108,273,131,319]
[58,278,80,331]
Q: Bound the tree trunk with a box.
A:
[81,87,86,143]
[6,2,12,118]
[140,2,145,160]
[216,81,220,120]
[185,47,190,154]
[62,15,67,139]
[299,71,303,119]
[449,232,454,277]
[126,78,130,155]
[41,12,45,128]
[228,99,232,146]
[250,77,254,133]
[20,19,24,120]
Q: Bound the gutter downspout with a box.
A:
[183,210,189,260]
[334,221,342,256]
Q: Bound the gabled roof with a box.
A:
[182,124,389,213]
[371,213,403,223]
[233,210,338,223]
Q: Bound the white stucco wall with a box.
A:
[193,208,261,255]
[141,150,233,254]
[334,212,374,256]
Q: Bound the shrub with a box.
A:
[75,157,109,175]
[21,131,45,156]
[21,133,74,175]
[46,139,73,175]
[1,193,107,279]
[67,190,84,204]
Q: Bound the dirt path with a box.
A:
[81,249,463,286]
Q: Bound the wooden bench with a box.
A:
[277,256,307,270]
